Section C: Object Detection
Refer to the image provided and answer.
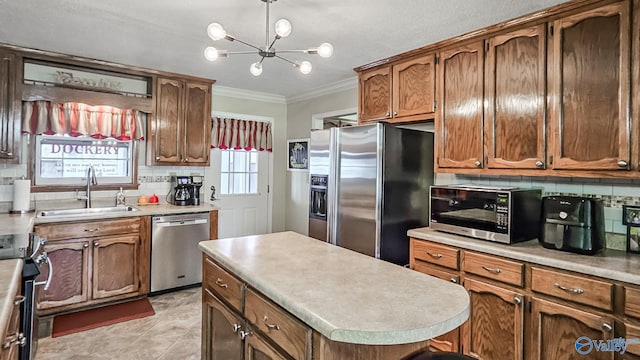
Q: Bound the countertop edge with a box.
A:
[199,236,471,345]
[408,227,640,285]
[0,259,23,340]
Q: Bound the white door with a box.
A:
[207,149,271,239]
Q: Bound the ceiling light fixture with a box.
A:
[204,0,333,76]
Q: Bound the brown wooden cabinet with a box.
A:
[436,42,484,169]
[35,217,149,314]
[1,274,22,360]
[148,77,212,166]
[485,25,547,170]
[244,328,288,360]
[0,50,21,164]
[530,298,614,360]
[202,288,243,360]
[549,1,630,171]
[358,53,436,124]
[462,278,524,360]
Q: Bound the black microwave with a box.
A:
[430,185,542,244]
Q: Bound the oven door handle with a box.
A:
[34,252,53,291]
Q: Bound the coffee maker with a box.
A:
[170,175,192,206]
[189,175,204,205]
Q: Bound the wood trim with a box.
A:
[632,0,640,172]
[139,216,150,294]
[433,166,640,178]
[312,330,429,360]
[209,210,218,240]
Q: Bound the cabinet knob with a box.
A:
[155,156,160,161]
[535,160,544,168]
[184,157,189,162]
[83,243,89,248]
[232,324,242,333]
[450,278,457,284]
[393,111,398,117]
[385,112,391,118]
[239,330,252,340]
[474,160,482,168]
[93,242,99,247]
[602,323,613,333]
[618,160,628,168]
[513,297,522,305]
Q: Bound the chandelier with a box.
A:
[204,0,333,76]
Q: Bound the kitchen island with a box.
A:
[199,231,470,359]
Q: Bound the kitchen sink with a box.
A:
[37,206,139,218]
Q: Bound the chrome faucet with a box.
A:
[77,165,98,208]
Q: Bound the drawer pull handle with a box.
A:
[427,251,443,259]
[3,333,25,349]
[239,330,252,340]
[602,323,613,332]
[13,295,25,305]
[450,278,457,284]
[263,316,280,331]
[84,228,99,233]
[215,278,228,288]
[481,265,501,274]
[554,283,584,295]
[513,297,522,305]
[232,324,242,333]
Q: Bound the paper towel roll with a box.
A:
[13,179,31,211]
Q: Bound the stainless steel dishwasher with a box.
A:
[151,212,210,293]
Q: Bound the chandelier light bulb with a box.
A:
[299,61,312,75]
[204,47,219,61]
[317,43,334,58]
[250,62,263,76]
[207,23,227,41]
[274,19,292,38]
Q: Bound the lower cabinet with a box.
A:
[35,217,149,314]
[202,288,243,360]
[462,278,524,360]
[0,275,22,360]
[244,328,288,360]
[530,298,614,360]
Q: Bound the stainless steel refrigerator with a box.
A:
[308,123,434,265]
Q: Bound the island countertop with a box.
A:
[199,231,470,345]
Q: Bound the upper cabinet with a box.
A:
[436,42,484,169]
[0,50,21,163]
[358,53,436,123]
[148,77,212,166]
[549,1,630,171]
[485,25,547,170]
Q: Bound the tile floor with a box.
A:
[36,287,201,360]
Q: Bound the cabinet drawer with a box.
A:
[413,260,460,285]
[203,256,243,313]
[625,287,640,318]
[244,288,311,360]
[531,267,613,311]
[462,252,523,287]
[36,217,140,240]
[412,240,459,270]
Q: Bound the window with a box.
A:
[34,135,135,186]
[220,150,258,195]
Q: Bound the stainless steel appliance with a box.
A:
[151,212,210,293]
[430,185,542,244]
[0,233,51,360]
[540,196,605,255]
[308,123,434,265]
[308,175,328,242]
[190,175,204,205]
[169,175,192,206]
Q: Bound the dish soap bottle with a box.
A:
[115,187,126,206]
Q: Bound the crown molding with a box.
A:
[286,77,358,104]
[212,86,287,104]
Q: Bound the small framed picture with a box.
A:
[623,205,640,225]
[287,139,309,171]
[628,226,640,254]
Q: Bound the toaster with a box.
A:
[539,196,605,255]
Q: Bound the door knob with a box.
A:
[535,160,544,168]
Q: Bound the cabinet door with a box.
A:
[92,234,140,299]
[202,288,243,360]
[531,298,614,360]
[245,329,288,360]
[549,2,630,170]
[462,278,524,360]
[359,66,391,123]
[436,42,484,169]
[183,81,211,165]
[153,77,183,164]
[485,25,546,169]
[621,322,640,358]
[0,50,19,163]
[37,239,90,310]
[392,54,436,119]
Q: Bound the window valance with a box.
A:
[211,117,272,152]
[22,101,145,140]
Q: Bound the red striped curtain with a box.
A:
[211,117,272,152]
[21,101,145,140]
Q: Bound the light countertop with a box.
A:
[0,199,219,235]
[408,227,640,285]
[199,231,470,345]
[0,259,22,341]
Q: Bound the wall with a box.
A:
[285,87,357,234]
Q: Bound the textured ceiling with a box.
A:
[0,0,569,98]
